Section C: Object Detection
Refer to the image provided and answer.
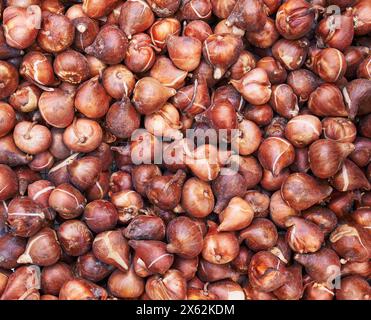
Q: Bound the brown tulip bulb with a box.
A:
[330,159,371,191]
[269,190,299,228]
[303,280,335,300]
[0,164,18,201]
[202,221,239,264]
[17,228,61,266]
[7,197,45,237]
[343,79,371,119]
[73,17,99,52]
[218,197,254,232]
[281,173,333,211]
[8,83,41,113]
[181,177,214,218]
[133,77,176,115]
[229,51,256,80]
[149,18,181,50]
[286,69,321,103]
[256,57,287,85]
[85,25,128,65]
[183,20,212,43]
[285,217,324,253]
[258,137,295,176]
[41,262,73,296]
[124,215,165,241]
[202,33,243,79]
[63,118,103,153]
[119,0,154,39]
[167,35,202,72]
[0,265,41,300]
[0,103,16,138]
[246,18,280,49]
[125,33,156,73]
[146,0,180,17]
[145,269,186,300]
[132,164,161,196]
[330,222,370,262]
[146,170,186,210]
[308,140,354,179]
[75,252,114,283]
[231,119,262,156]
[272,38,309,71]
[198,258,239,283]
[239,218,278,251]
[83,200,118,233]
[244,190,270,218]
[294,248,341,285]
[2,5,42,49]
[243,282,278,300]
[166,216,203,258]
[341,260,371,278]
[226,0,267,32]
[102,65,135,99]
[316,8,354,51]
[108,267,144,299]
[53,50,90,84]
[59,279,107,300]
[303,206,338,235]
[129,240,174,274]
[336,275,371,300]
[243,104,273,127]
[322,117,357,143]
[0,234,26,269]
[57,220,93,256]
[49,183,86,219]
[248,251,288,292]
[93,230,130,271]
[231,68,272,105]
[82,0,120,18]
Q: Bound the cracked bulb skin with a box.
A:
[0,0,370,302]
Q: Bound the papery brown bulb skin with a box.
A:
[179,0,212,20]
[129,240,174,274]
[72,17,99,52]
[239,218,278,251]
[172,256,198,281]
[124,215,166,241]
[102,65,135,99]
[275,0,315,40]
[8,82,41,113]
[303,281,335,300]
[330,159,371,191]
[285,217,324,254]
[258,137,295,176]
[63,118,103,153]
[269,190,299,228]
[93,230,130,272]
[59,279,107,300]
[357,55,371,80]
[202,33,243,79]
[269,84,299,119]
[17,227,61,266]
[322,117,357,143]
[256,57,287,85]
[110,190,144,224]
[226,0,267,32]
[303,206,338,235]
[294,248,341,285]
[119,0,154,39]
[149,18,181,50]
[281,173,333,211]
[243,104,273,127]
[68,156,102,191]
[145,269,187,300]
[75,252,114,283]
[125,33,156,73]
[316,8,354,52]
[86,171,110,202]
[166,216,204,258]
[218,197,254,232]
[49,128,71,160]
[198,258,239,282]
[308,140,355,179]
[146,0,181,17]
[0,164,18,201]
[132,164,161,196]
[0,102,16,138]
[146,170,186,210]
[244,190,270,218]
[167,35,202,72]
[248,251,288,292]
[341,260,371,278]
[183,20,212,43]
[0,234,26,269]
[273,264,304,300]
[85,25,128,65]
[246,18,280,49]
[272,38,309,71]
[286,69,321,103]
[211,0,237,18]
[53,50,90,84]
[208,280,245,300]
[27,180,54,208]
[230,68,272,106]
[133,77,176,115]
[37,12,74,53]
[83,200,118,233]
[106,99,141,139]
[28,151,54,172]
[335,275,371,300]
[181,177,214,218]
[0,265,41,300]
[48,183,86,219]
[231,119,262,156]
[108,267,144,299]
[243,282,278,300]
[330,222,370,262]
[57,220,93,257]
[261,168,290,192]
[229,51,257,80]
[41,262,73,296]
[202,221,240,264]
[342,79,371,119]
[351,208,371,233]
[0,61,19,100]
[7,197,45,238]
[2,5,42,50]
[82,0,120,18]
